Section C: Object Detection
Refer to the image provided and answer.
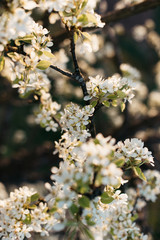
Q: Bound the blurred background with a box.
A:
[0,0,160,239]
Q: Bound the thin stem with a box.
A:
[101,0,160,24]
[69,28,89,97]
[67,27,97,137]
[70,30,81,75]
[52,115,62,129]
[53,0,160,45]
[50,65,73,78]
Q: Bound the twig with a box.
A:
[53,0,160,45]
[52,115,62,129]
[50,65,73,78]
[101,0,160,24]
[69,28,89,98]
[65,27,96,138]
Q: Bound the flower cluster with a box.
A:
[0,1,160,240]
[49,134,125,214]
[0,8,34,52]
[120,63,141,81]
[84,74,136,111]
[35,90,61,132]
[7,24,54,97]
[39,0,104,28]
[54,132,80,161]
[82,189,148,240]
[60,103,94,141]
[0,186,54,239]
[116,138,154,168]
[138,170,160,202]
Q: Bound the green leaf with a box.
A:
[81,32,91,41]
[81,0,88,10]
[133,167,146,181]
[81,225,94,240]
[102,100,110,107]
[0,56,5,72]
[36,60,51,70]
[70,204,79,215]
[112,100,118,107]
[117,90,126,98]
[30,193,39,202]
[85,216,95,226]
[131,213,138,222]
[91,100,98,108]
[94,138,100,145]
[43,50,55,58]
[66,220,78,227]
[85,215,95,226]
[95,173,102,187]
[101,192,114,204]
[78,196,90,208]
[114,158,125,167]
[49,207,57,213]
[23,214,32,224]
[74,32,78,43]
[15,35,34,45]
[63,10,73,17]
[78,14,88,24]
[7,52,17,58]
[68,229,77,240]
[121,102,125,112]
[85,13,97,25]
[107,94,117,100]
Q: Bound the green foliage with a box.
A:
[133,166,146,181]
[36,60,52,70]
[78,196,90,208]
[100,192,114,204]
[0,55,5,72]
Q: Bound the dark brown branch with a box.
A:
[53,0,160,45]
[52,115,62,129]
[101,0,160,24]
[66,27,96,138]
[69,28,89,98]
[49,65,73,78]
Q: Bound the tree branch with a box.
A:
[69,28,89,98]
[101,0,160,24]
[53,0,160,45]
[49,65,73,78]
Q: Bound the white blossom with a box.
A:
[116,138,154,166]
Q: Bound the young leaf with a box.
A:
[43,50,55,58]
[70,204,79,215]
[30,193,39,202]
[36,60,51,70]
[23,214,32,224]
[117,90,126,98]
[102,100,110,108]
[78,14,88,24]
[133,167,146,181]
[107,94,117,100]
[101,192,114,204]
[81,32,91,41]
[112,100,118,107]
[78,196,90,208]
[0,56,5,72]
[114,158,125,167]
[91,100,98,108]
[49,207,57,213]
[74,32,78,43]
[82,226,94,240]
[85,13,97,25]
[81,0,88,10]
[121,102,125,112]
